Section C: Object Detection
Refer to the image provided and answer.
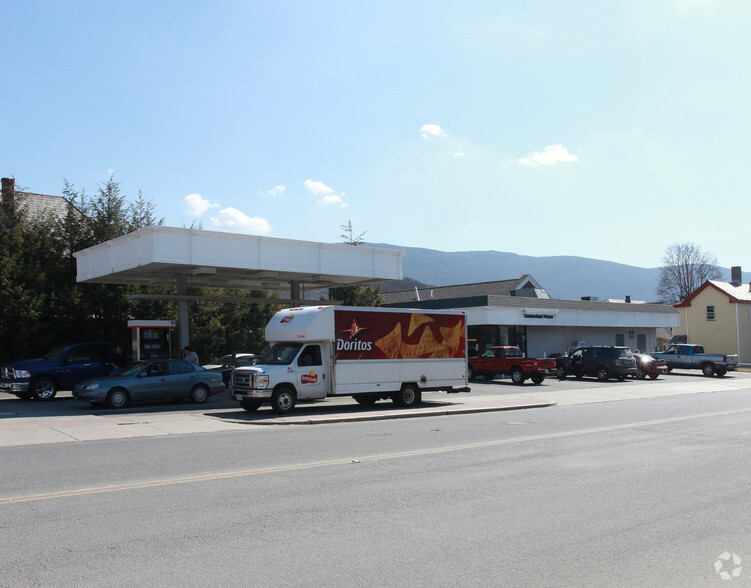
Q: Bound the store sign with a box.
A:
[523,313,555,320]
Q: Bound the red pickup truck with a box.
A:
[468,346,557,385]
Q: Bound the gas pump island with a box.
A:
[128,320,176,361]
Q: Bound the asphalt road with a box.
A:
[3,372,751,586]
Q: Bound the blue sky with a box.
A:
[3,0,750,271]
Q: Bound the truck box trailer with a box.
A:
[231,305,469,414]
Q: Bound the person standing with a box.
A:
[183,346,199,364]
[109,345,128,374]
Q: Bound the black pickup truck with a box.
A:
[0,342,116,400]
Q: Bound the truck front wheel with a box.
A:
[701,363,715,377]
[270,387,296,414]
[511,368,526,385]
[31,377,57,401]
[392,384,421,407]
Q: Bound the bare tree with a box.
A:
[657,242,723,303]
[340,219,365,246]
[329,220,382,306]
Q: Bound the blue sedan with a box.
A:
[73,359,225,408]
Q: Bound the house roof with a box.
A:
[17,192,74,220]
[383,275,548,304]
[675,280,751,307]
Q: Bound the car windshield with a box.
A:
[118,362,149,377]
[256,343,303,365]
[210,355,234,365]
[42,345,67,360]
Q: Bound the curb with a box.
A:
[224,400,557,426]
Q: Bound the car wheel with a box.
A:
[531,375,544,385]
[597,367,609,381]
[701,363,715,377]
[270,386,296,414]
[106,388,129,409]
[392,384,421,407]
[511,368,526,385]
[556,366,567,379]
[30,377,57,401]
[635,367,647,380]
[190,384,209,404]
[354,394,379,406]
[240,399,262,412]
[468,365,476,381]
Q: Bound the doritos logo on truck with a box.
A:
[333,309,466,361]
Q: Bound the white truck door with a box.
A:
[295,344,328,400]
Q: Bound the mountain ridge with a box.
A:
[365,243,675,302]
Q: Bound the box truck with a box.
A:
[231,305,469,414]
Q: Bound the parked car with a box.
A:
[468,346,556,384]
[633,352,668,380]
[556,346,637,381]
[1,342,116,401]
[651,344,738,377]
[202,353,257,387]
[72,359,225,408]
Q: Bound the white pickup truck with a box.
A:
[651,344,738,377]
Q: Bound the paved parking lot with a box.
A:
[1,370,749,447]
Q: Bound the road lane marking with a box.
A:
[2,406,750,505]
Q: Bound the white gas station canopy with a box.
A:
[74,226,404,292]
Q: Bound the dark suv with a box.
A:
[557,346,636,381]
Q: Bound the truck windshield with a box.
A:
[256,343,303,365]
[42,345,67,360]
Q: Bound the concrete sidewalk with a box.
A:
[0,394,553,447]
[2,372,750,447]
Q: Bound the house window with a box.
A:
[706,306,715,321]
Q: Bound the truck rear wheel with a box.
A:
[392,384,421,407]
[270,387,296,414]
[701,363,715,377]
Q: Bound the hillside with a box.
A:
[366,243,722,302]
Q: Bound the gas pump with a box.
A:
[127,320,176,361]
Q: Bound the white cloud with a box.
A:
[210,207,272,235]
[420,124,448,139]
[320,194,348,208]
[518,144,578,167]
[420,124,447,139]
[453,152,467,158]
[303,179,334,195]
[267,185,286,196]
[304,179,348,207]
[184,193,220,216]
